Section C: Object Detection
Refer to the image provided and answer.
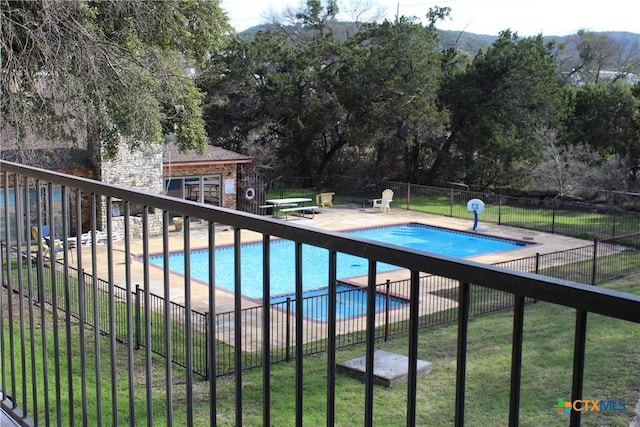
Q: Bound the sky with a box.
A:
[221,0,640,37]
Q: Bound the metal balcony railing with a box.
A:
[1,160,639,427]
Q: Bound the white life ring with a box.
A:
[244,187,256,200]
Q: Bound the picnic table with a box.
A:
[263,197,316,219]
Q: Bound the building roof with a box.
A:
[0,127,95,170]
[1,124,252,170]
[162,141,252,165]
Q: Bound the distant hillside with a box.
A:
[437,30,496,53]
[440,30,640,65]
[546,31,640,61]
[239,24,640,66]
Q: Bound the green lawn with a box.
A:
[3,236,639,426]
[3,274,639,425]
[203,274,640,427]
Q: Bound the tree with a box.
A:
[339,15,447,181]
[1,0,230,159]
[200,6,450,181]
[201,1,355,179]
[562,82,640,179]
[561,30,640,85]
[526,137,631,195]
[433,31,567,189]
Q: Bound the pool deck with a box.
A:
[78,204,593,349]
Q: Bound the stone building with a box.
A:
[0,130,252,240]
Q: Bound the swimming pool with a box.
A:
[270,283,408,322]
[149,223,527,300]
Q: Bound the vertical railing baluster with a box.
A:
[286,297,291,362]
[63,186,76,424]
[183,215,193,426]
[591,240,598,285]
[89,192,103,426]
[570,310,588,427]
[135,284,141,349]
[406,270,420,426]
[163,211,174,425]
[76,189,89,426]
[262,234,271,427]
[122,201,136,423]
[106,197,119,426]
[14,177,28,417]
[0,173,8,416]
[449,188,454,217]
[295,242,303,427]
[455,281,471,427]
[35,180,52,426]
[23,176,40,423]
[509,295,525,425]
[326,251,338,426]
[142,206,153,426]
[385,279,391,341]
[233,227,243,427]
[364,259,378,427]
[208,221,217,421]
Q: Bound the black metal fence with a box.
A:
[2,161,640,427]
[5,227,636,379]
[267,176,640,241]
[1,255,211,376]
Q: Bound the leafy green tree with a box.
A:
[340,16,447,181]
[563,82,640,179]
[202,2,346,178]
[201,7,449,181]
[198,34,266,152]
[434,31,567,189]
[201,28,345,177]
[1,0,230,158]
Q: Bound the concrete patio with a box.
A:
[79,203,592,315]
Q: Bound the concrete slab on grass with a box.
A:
[336,349,432,387]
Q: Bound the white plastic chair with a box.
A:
[372,189,394,213]
[316,192,335,207]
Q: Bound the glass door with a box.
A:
[163,175,221,206]
[201,175,221,206]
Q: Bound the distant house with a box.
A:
[0,128,252,239]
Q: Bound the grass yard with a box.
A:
[396,195,640,240]
[3,274,639,425]
[3,241,639,426]
[203,274,640,426]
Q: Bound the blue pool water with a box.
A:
[149,223,525,300]
[270,283,407,322]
